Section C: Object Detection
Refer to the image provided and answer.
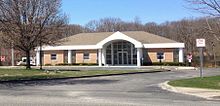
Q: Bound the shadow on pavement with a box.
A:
[0,78,120,89]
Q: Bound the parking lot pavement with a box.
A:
[0,68,220,106]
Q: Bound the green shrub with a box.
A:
[77,63,98,66]
[87,63,98,66]
[54,63,98,66]
[45,64,52,66]
[143,62,186,66]
[55,63,69,66]
[71,63,80,65]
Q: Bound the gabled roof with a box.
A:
[60,32,114,45]
[60,31,178,46]
[122,31,177,44]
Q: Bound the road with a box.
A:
[0,68,220,106]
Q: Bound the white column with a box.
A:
[140,49,143,65]
[131,44,133,65]
[36,50,40,66]
[102,48,106,66]
[179,48,184,63]
[68,50,72,64]
[111,43,114,65]
[137,48,141,67]
[98,49,102,66]
[11,47,14,66]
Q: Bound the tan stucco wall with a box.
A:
[44,50,64,65]
[145,48,174,62]
[75,50,97,63]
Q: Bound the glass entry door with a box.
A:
[105,40,136,65]
[117,52,128,65]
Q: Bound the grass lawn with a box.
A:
[168,76,220,90]
[0,68,161,81]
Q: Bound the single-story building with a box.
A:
[36,31,184,66]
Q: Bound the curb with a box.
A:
[175,67,197,70]
[0,70,170,83]
[159,81,220,101]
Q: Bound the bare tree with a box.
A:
[62,24,85,37]
[84,17,146,32]
[0,0,68,69]
[186,0,220,16]
[204,17,220,40]
[98,18,124,32]
[85,20,99,32]
[186,0,220,40]
[144,22,161,35]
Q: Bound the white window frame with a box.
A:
[157,52,165,62]
[51,53,57,60]
[83,52,90,60]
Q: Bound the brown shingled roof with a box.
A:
[122,31,177,43]
[60,31,177,45]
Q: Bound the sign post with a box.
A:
[199,48,203,77]
[196,39,205,78]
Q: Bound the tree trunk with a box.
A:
[40,42,43,70]
[0,49,1,66]
[25,50,31,69]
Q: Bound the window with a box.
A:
[83,52,89,59]
[51,53,57,60]
[157,52,164,60]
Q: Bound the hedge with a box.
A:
[55,63,98,66]
[143,62,186,66]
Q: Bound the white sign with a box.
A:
[196,39,206,47]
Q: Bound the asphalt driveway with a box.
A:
[0,68,220,106]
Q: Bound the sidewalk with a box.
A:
[0,66,196,71]
[33,66,196,71]
[160,81,220,100]
[0,66,25,69]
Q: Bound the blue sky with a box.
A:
[61,0,204,25]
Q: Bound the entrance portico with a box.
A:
[96,32,143,67]
[99,40,139,66]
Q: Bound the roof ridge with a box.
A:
[59,31,179,46]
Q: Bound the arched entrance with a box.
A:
[96,31,143,66]
[104,40,137,66]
